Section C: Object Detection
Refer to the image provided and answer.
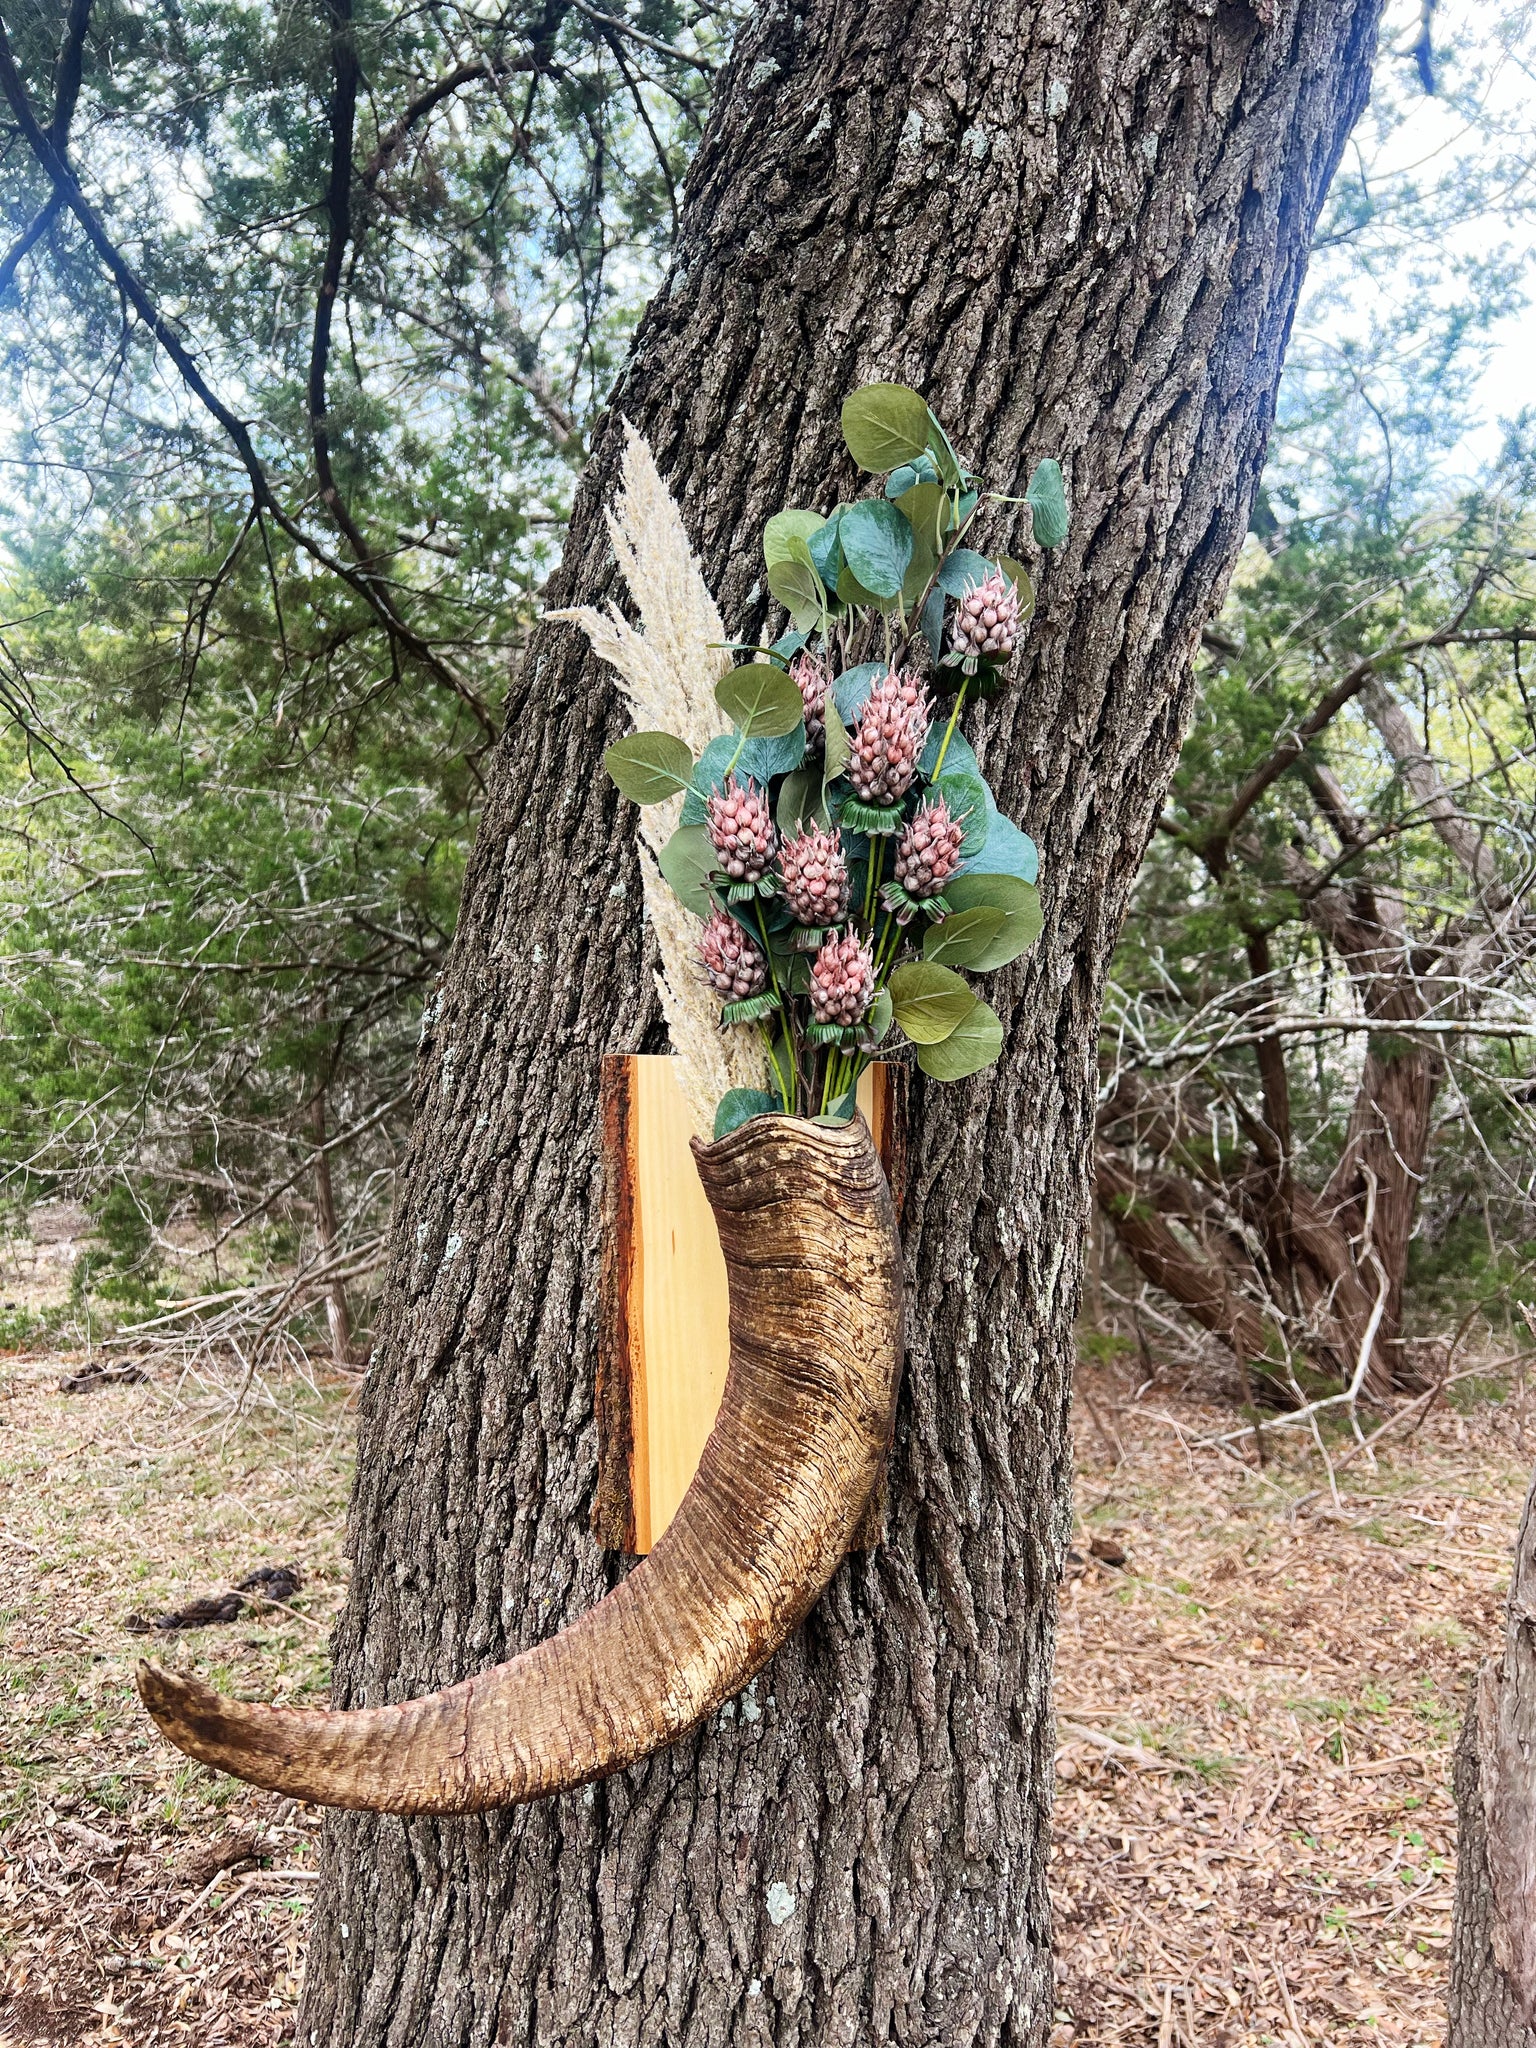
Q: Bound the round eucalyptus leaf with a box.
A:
[657,823,716,917]
[776,766,829,836]
[922,904,1006,968]
[767,557,824,630]
[894,478,951,554]
[944,872,1043,968]
[839,499,914,600]
[832,661,886,726]
[763,509,825,568]
[1026,459,1069,549]
[888,960,976,1044]
[917,998,1004,1080]
[807,511,845,591]
[997,556,1036,618]
[717,664,806,738]
[841,382,931,473]
[604,730,694,805]
[930,769,989,858]
[865,985,893,1047]
[976,804,1039,885]
[713,1087,783,1139]
[936,547,997,598]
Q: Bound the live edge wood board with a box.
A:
[596,1054,908,1554]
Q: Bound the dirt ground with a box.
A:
[0,1343,1527,2046]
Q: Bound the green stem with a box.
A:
[931,677,968,782]
[862,835,885,930]
[762,1028,791,1114]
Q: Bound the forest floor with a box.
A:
[0,1330,1527,2045]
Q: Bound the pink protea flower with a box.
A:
[810,931,876,1027]
[848,667,931,808]
[706,775,776,885]
[778,826,850,928]
[791,651,830,748]
[894,796,965,901]
[951,568,1021,662]
[697,909,768,1002]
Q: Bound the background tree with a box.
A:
[1097,474,1536,1403]
[0,0,735,1339]
[1091,5,1536,1403]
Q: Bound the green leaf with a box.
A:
[767,556,824,630]
[807,512,845,592]
[823,695,851,784]
[716,664,805,738]
[943,873,1043,968]
[894,478,951,555]
[923,905,1006,968]
[931,769,989,858]
[776,766,828,835]
[918,723,980,783]
[839,500,914,600]
[837,560,899,614]
[682,730,804,823]
[831,662,885,726]
[998,557,1036,618]
[924,409,963,487]
[917,998,1004,1079]
[713,1087,783,1139]
[763,509,825,568]
[902,529,940,609]
[841,382,932,472]
[977,804,1039,885]
[604,730,694,804]
[1026,459,1069,549]
[936,547,996,598]
[888,960,976,1044]
[657,823,715,916]
[865,986,893,1046]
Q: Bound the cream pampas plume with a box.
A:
[549,424,768,1133]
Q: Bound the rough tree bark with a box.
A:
[1450,1462,1536,2047]
[299,1,1382,2040]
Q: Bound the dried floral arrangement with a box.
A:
[567,383,1068,1138]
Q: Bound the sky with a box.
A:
[1284,0,1535,485]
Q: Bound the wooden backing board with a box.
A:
[595,1056,906,1555]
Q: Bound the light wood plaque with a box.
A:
[596,1055,905,1554]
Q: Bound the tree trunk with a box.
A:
[1450,1467,1536,2047]
[299,2,1382,2041]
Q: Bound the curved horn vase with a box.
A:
[136,1112,902,1813]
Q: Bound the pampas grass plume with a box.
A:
[550,424,768,1133]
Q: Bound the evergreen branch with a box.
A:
[0,8,497,741]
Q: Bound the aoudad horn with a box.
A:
[136,1114,903,1813]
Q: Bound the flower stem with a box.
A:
[932,678,968,781]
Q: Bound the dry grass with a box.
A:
[0,1353,353,2044]
[1,1333,1528,2046]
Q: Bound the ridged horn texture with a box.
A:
[136,1113,902,1813]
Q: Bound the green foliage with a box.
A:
[604,383,1053,1124]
